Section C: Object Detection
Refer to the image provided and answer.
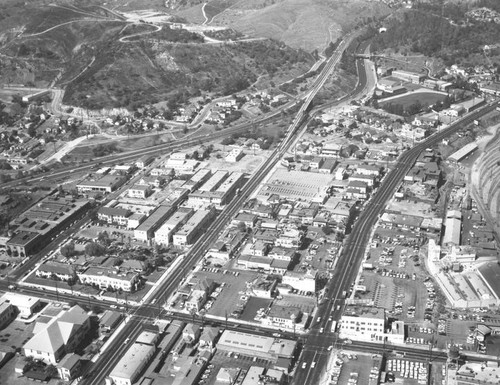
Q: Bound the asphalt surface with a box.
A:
[293,103,498,385]
[77,31,359,385]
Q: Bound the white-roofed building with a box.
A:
[226,148,244,163]
[23,305,90,364]
[217,330,296,363]
[2,292,41,318]
[339,306,386,342]
[108,343,156,385]
[172,208,215,246]
[154,207,194,246]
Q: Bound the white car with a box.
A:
[302,362,307,369]
[311,362,316,369]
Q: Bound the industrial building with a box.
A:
[391,70,426,84]
[199,170,229,192]
[448,142,478,163]
[6,195,89,256]
[134,205,176,243]
[108,331,158,385]
[76,175,127,194]
[216,330,296,369]
[172,208,215,246]
[154,207,194,246]
[188,172,245,206]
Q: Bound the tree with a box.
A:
[85,242,105,257]
[60,242,76,258]
[97,231,111,246]
[321,225,333,235]
[221,137,235,146]
[237,221,246,232]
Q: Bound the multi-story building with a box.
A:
[24,305,90,364]
[339,307,386,342]
[0,302,15,329]
[262,305,301,330]
[57,353,82,381]
[77,267,139,292]
[391,70,426,84]
[36,262,76,282]
[134,205,176,243]
[173,208,215,246]
[6,195,89,256]
[127,184,152,199]
[226,148,244,163]
[154,207,194,246]
[282,269,316,293]
[97,207,131,226]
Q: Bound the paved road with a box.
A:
[78,31,357,385]
[294,102,498,385]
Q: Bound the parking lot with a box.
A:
[358,228,431,321]
[385,358,429,384]
[332,352,378,385]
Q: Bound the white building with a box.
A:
[127,185,151,199]
[78,267,139,292]
[226,148,244,163]
[282,270,316,293]
[108,343,156,385]
[172,209,215,246]
[154,207,194,246]
[339,307,386,342]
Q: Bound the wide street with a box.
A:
[4,20,497,384]
[294,102,498,385]
[76,30,359,385]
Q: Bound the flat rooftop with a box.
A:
[258,169,333,201]
[478,263,500,299]
[109,343,155,380]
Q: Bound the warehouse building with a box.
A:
[134,205,176,243]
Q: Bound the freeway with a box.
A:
[79,31,356,385]
[294,102,499,385]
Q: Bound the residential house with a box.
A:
[57,353,82,381]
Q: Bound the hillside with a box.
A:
[0,2,314,110]
[175,0,391,50]
[370,3,500,67]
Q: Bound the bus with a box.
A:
[331,320,337,333]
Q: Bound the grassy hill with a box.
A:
[175,0,391,50]
[0,2,314,110]
[62,39,313,110]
